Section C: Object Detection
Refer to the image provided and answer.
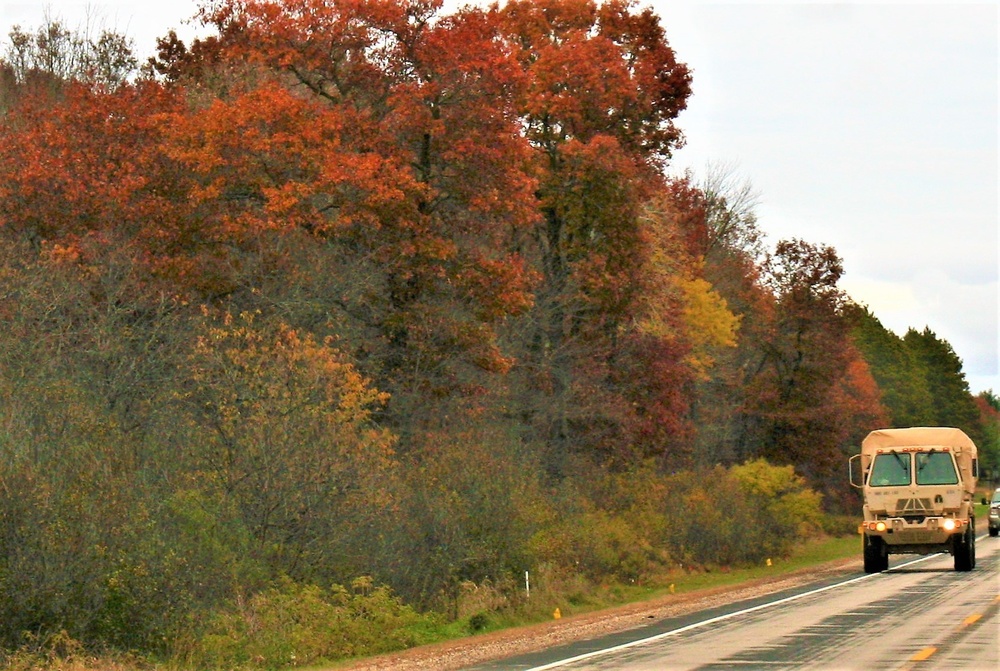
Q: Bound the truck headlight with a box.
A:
[942,519,956,531]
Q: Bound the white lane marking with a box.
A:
[524,553,947,671]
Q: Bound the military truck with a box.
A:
[849,427,978,573]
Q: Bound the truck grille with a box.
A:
[895,498,932,514]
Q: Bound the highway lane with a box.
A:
[466,534,999,671]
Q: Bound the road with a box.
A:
[466,534,999,671]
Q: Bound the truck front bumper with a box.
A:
[861,517,968,552]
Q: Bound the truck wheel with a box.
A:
[990,527,999,538]
[954,528,974,571]
[863,535,886,574]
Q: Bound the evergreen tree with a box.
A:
[847,305,934,427]
[903,327,980,435]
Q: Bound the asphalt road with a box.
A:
[466,534,1000,671]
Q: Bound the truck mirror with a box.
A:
[848,454,864,488]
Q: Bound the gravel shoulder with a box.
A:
[335,555,863,671]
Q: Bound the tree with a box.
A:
[0,76,179,257]
[903,327,981,435]
[0,239,201,651]
[175,0,543,438]
[177,310,398,579]
[847,304,934,426]
[496,0,693,467]
[669,168,773,466]
[742,240,887,501]
[621,178,742,466]
[1,18,137,97]
[974,391,999,483]
[698,162,764,261]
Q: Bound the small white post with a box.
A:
[525,570,530,598]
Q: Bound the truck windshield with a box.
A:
[915,451,958,485]
[869,452,910,487]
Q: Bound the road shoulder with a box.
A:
[335,556,862,671]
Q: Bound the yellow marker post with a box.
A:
[553,607,561,620]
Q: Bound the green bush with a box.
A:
[661,469,770,566]
[178,577,432,670]
[659,461,824,567]
[820,514,863,536]
[730,459,824,535]
[530,509,655,583]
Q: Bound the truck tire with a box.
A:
[954,527,974,571]
[990,527,999,538]
[863,535,887,573]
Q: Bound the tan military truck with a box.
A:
[849,427,978,573]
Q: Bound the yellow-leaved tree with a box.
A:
[676,270,741,380]
[638,191,741,382]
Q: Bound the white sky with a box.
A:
[2,1,998,395]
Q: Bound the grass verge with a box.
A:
[0,534,864,671]
[539,534,861,619]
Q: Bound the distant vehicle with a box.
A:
[850,427,978,573]
[989,488,1000,537]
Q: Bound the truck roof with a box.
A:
[862,427,976,455]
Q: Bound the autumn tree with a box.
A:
[618,177,741,466]
[661,170,766,466]
[150,0,699,470]
[743,239,886,501]
[176,310,398,580]
[0,75,184,261]
[154,0,543,444]
[496,0,693,466]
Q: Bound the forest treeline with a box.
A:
[1,1,997,668]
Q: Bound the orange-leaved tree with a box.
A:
[0,80,176,250]
[496,0,694,466]
[743,239,887,502]
[175,0,542,431]
[178,309,397,579]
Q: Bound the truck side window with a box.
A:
[868,452,910,486]
[915,452,959,485]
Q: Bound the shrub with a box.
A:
[661,469,772,566]
[179,577,431,670]
[659,461,825,567]
[529,509,655,583]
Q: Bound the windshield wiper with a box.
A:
[890,449,907,471]
[917,447,937,473]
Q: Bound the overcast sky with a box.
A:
[2,1,997,395]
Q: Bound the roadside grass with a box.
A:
[538,533,861,619]
[382,532,864,649]
[654,534,860,598]
[974,501,988,521]
[0,534,864,671]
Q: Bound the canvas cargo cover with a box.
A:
[862,426,977,456]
